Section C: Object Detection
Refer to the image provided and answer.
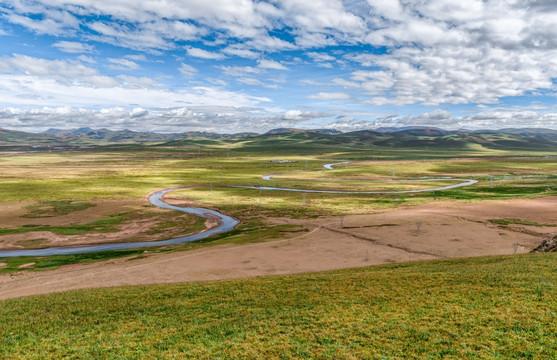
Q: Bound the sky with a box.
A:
[1,0,557,133]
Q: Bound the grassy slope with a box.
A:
[1,253,556,359]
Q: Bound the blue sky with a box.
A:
[1,0,557,133]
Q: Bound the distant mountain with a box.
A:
[265,128,342,135]
[475,128,557,141]
[1,126,557,152]
[312,129,343,135]
[40,128,258,143]
[373,126,447,133]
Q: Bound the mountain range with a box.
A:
[1,126,557,150]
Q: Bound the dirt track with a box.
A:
[1,196,555,300]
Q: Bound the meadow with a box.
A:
[1,134,556,271]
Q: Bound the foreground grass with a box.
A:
[1,254,556,359]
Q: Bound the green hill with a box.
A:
[2,254,555,359]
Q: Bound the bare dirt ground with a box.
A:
[1,196,555,300]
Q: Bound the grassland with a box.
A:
[1,253,555,359]
[1,132,556,358]
[1,133,556,270]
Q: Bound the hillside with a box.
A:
[1,254,555,359]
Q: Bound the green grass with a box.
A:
[489,218,557,227]
[23,200,95,218]
[1,254,555,359]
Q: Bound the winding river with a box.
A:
[0,189,239,258]
[0,162,477,257]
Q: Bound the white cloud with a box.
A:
[53,41,95,53]
[3,9,79,36]
[349,45,557,106]
[257,59,288,70]
[0,105,315,134]
[373,109,557,130]
[306,52,336,62]
[308,92,351,100]
[179,63,198,77]
[281,0,365,44]
[4,105,557,134]
[3,0,557,131]
[0,54,268,110]
[125,54,147,61]
[218,65,259,77]
[221,46,260,59]
[282,110,329,121]
[185,46,226,60]
[77,55,96,63]
[86,21,173,51]
[107,58,140,70]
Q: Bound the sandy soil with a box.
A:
[1,196,555,300]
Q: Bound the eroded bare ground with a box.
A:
[1,196,556,300]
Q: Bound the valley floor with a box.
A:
[1,196,555,300]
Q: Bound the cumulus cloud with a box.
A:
[0,0,364,52]
[336,0,557,106]
[374,110,557,130]
[2,0,557,131]
[282,110,329,121]
[2,104,556,134]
